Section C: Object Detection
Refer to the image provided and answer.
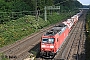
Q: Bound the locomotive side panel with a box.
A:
[55,27,69,52]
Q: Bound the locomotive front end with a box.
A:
[40,37,55,58]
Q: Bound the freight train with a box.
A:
[40,11,83,58]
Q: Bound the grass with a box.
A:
[0,15,47,47]
[0,11,76,48]
[0,53,10,60]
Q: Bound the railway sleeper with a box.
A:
[4,54,17,59]
[54,58,64,60]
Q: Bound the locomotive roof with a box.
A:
[54,23,66,27]
[44,23,67,36]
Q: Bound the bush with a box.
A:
[0,11,76,47]
[86,10,90,60]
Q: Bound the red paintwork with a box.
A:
[54,27,69,52]
[40,26,69,53]
[41,36,55,52]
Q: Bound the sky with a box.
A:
[78,0,90,5]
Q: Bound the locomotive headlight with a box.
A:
[41,45,46,48]
[50,46,54,48]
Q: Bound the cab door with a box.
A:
[54,38,59,53]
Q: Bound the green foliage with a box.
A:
[0,0,82,23]
[0,0,82,48]
[47,13,65,24]
[47,11,75,24]
[23,0,54,11]
[0,11,76,47]
[0,15,47,47]
[86,10,90,60]
[0,0,31,23]
[54,0,82,11]
[0,53,9,60]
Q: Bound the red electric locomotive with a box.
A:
[40,23,69,58]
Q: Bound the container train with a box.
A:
[40,10,83,58]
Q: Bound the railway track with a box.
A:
[36,10,87,60]
[64,10,86,60]
[54,10,87,60]
[62,16,84,60]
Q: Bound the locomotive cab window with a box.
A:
[42,38,54,44]
[42,38,48,43]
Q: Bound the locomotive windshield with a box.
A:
[42,38,54,44]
